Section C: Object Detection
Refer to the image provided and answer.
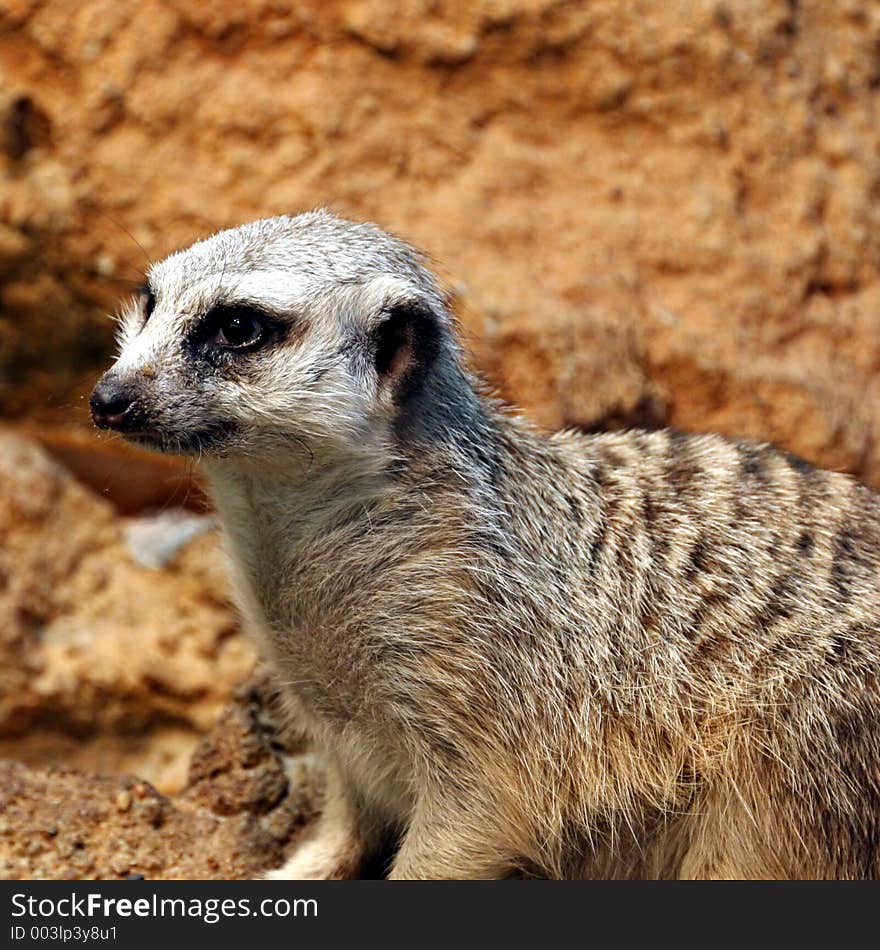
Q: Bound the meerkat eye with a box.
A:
[210,307,266,350]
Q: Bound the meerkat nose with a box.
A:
[90,376,136,430]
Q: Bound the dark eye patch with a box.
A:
[185,302,287,361]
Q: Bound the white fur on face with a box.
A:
[105,210,449,461]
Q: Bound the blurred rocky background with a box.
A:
[1,0,879,876]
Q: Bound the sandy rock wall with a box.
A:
[0,430,254,792]
[2,0,880,477]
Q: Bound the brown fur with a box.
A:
[244,425,880,879]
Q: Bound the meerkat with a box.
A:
[90,210,880,880]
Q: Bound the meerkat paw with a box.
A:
[261,864,324,881]
[261,835,361,880]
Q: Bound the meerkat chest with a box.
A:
[229,547,371,705]
[221,513,399,718]
[228,549,414,819]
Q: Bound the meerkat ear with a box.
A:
[372,301,442,401]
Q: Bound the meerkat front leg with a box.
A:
[264,760,371,880]
[388,798,514,880]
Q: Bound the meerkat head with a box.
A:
[91,210,467,465]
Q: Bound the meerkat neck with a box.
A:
[204,450,387,543]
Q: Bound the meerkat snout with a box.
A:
[94,210,880,880]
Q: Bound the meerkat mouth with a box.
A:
[122,422,237,457]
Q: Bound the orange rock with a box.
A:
[0,681,321,880]
[0,430,255,756]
